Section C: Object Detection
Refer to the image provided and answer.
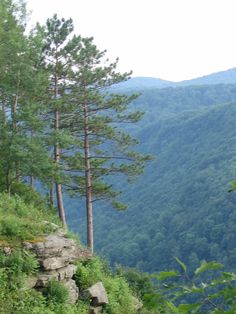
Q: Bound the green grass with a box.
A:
[0,193,61,246]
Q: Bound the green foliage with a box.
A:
[75,256,109,290]
[0,193,60,245]
[156,259,236,313]
[75,257,136,314]
[43,280,69,304]
[102,276,135,314]
[116,266,170,313]
[0,249,38,275]
[115,266,155,299]
[10,182,48,208]
[194,260,223,275]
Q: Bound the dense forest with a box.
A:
[68,83,236,273]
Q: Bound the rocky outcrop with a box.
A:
[3,227,111,310]
[23,228,91,304]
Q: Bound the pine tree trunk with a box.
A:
[84,103,94,253]
[30,176,35,189]
[1,94,6,123]
[50,181,54,208]
[56,182,67,226]
[10,95,20,182]
[54,76,66,228]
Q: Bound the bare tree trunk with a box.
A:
[56,182,67,226]
[84,103,93,253]
[30,176,35,189]
[10,95,20,183]
[30,130,35,189]
[6,167,11,195]
[54,75,67,228]
[1,94,6,123]
[50,181,54,208]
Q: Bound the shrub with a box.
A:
[75,256,109,290]
[103,276,136,314]
[43,280,69,304]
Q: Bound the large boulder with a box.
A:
[85,282,109,306]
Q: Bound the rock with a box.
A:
[24,276,38,289]
[23,231,91,271]
[36,264,77,287]
[22,230,90,305]
[62,279,79,304]
[132,296,143,310]
[85,282,109,306]
[3,247,11,256]
[41,256,70,270]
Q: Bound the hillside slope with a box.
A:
[92,102,236,272]
[67,83,236,274]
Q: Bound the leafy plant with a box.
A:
[154,258,236,313]
[43,280,69,304]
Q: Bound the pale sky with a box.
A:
[26,0,236,82]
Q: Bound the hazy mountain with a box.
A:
[178,67,236,86]
[117,67,236,91]
[112,76,174,91]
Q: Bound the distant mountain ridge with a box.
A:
[113,77,173,91]
[179,67,236,86]
[116,67,236,91]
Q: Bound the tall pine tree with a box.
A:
[63,37,151,253]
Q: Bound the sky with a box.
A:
[26,0,236,82]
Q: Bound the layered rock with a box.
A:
[3,227,111,311]
[23,228,91,304]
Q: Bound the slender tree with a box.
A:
[63,37,151,253]
[43,15,82,226]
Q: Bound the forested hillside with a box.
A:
[68,84,236,273]
[1,1,236,312]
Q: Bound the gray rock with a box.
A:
[22,230,90,305]
[23,276,38,289]
[36,264,77,287]
[23,232,91,271]
[3,247,11,256]
[62,279,79,304]
[86,282,109,306]
[41,256,70,270]
[132,296,143,310]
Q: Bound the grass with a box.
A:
[0,193,61,247]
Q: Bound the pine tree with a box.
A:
[63,37,151,253]
[42,15,82,227]
[0,1,52,194]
